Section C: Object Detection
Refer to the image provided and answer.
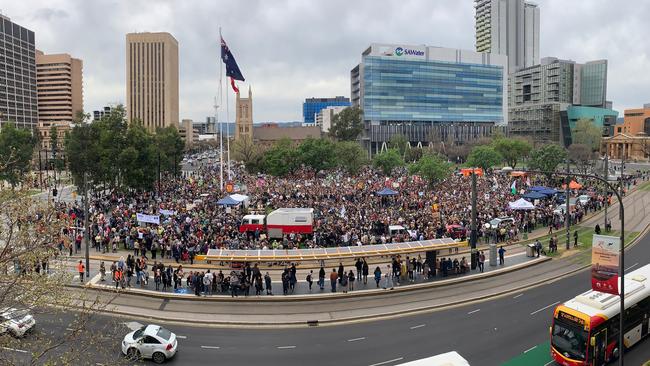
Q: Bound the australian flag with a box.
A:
[221,36,245,93]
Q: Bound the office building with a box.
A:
[235,86,253,140]
[508,57,610,145]
[303,96,350,124]
[178,119,198,147]
[601,105,650,161]
[475,0,540,71]
[126,32,179,131]
[315,105,347,133]
[36,50,83,127]
[351,43,507,154]
[0,15,38,129]
[253,124,322,148]
[93,106,113,122]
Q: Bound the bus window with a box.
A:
[251,219,260,225]
[551,319,587,361]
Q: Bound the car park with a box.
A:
[122,324,178,364]
[0,308,36,337]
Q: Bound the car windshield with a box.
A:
[551,320,587,361]
[5,310,29,320]
[157,327,172,340]
[132,325,147,339]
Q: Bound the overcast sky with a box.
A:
[3,0,649,123]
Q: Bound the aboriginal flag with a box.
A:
[221,36,245,93]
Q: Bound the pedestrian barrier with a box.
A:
[196,238,467,262]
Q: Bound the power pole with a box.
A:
[565,159,571,250]
[470,170,478,269]
[83,172,90,278]
[604,154,608,230]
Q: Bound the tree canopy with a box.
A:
[409,153,452,187]
[297,137,337,172]
[528,144,567,178]
[492,138,531,168]
[329,107,363,141]
[372,148,404,175]
[0,123,37,188]
[334,141,367,174]
[466,145,503,171]
[572,119,602,152]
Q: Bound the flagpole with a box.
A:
[218,27,224,191]
[226,73,231,182]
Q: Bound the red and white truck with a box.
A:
[239,208,314,238]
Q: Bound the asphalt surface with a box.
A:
[3,231,648,366]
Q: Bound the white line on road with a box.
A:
[625,263,639,271]
[544,361,555,366]
[347,337,366,342]
[1,346,28,354]
[277,345,296,349]
[524,345,537,353]
[410,324,426,329]
[513,293,523,299]
[467,309,481,314]
[369,357,404,366]
[65,328,75,332]
[176,335,187,339]
[200,346,220,349]
[531,301,560,315]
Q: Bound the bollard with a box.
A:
[489,244,497,267]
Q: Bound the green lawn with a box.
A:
[501,341,552,366]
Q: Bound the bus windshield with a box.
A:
[551,319,588,361]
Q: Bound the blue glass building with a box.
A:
[351,44,508,155]
[302,96,350,124]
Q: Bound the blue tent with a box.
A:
[522,191,548,200]
[529,186,558,195]
[216,196,240,206]
[376,187,398,196]
[529,186,550,192]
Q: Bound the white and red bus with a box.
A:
[239,208,313,238]
[550,263,650,366]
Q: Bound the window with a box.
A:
[156,327,172,341]
[143,336,160,344]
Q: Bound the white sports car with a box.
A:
[0,308,36,337]
[121,324,178,364]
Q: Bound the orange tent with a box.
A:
[569,180,582,189]
[510,171,527,177]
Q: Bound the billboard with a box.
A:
[375,45,426,60]
[591,234,620,295]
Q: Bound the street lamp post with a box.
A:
[604,154,609,230]
[565,159,571,250]
[470,170,478,270]
[83,172,90,279]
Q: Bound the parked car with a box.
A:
[578,194,590,205]
[0,308,36,337]
[122,324,178,364]
[488,217,515,229]
[445,224,467,240]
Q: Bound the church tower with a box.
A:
[235,86,253,140]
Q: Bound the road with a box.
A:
[4,230,648,365]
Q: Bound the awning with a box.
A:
[229,193,249,202]
[522,191,548,200]
[508,198,535,210]
[216,196,240,206]
[376,187,398,196]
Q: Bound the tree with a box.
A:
[409,153,452,187]
[119,122,157,191]
[528,144,568,178]
[65,123,101,192]
[572,119,602,152]
[492,138,532,168]
[0,123,37,188]
[372,148,404,175]
[261,138,299,177]
[389,134,409,157]
[155,126,185,176]
[233,137,263,173]
[329,107,363,141]
[296,138,336,171]
[334,141,367,175]
[568,143,595,174]
[466,145,503,171]
[404,147,424,163]
[0,189,120,365]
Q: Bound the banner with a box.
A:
[591,234,620,295]
[159,209,176,216]
[136,213,160,225]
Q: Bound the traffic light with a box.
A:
[52,188,58,197]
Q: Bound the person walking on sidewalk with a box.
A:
[355,258,363,282]
[478,251,485,273]
[99,261,106,282]
[330,269,338,293]
[573,231,579,247]
[306,270,313,291]
[318,266,325,290]
[374,266,382,288]
[264,272,272,295]
[362,260,369,285]
[77,260,85,283]
[498,246,506,265]
[347,270,355,292]
[383,264,394,290]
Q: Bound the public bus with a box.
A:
[550,263,650,366]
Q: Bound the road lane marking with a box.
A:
[544,362,554,366]
[625,263,638,271]
[1,347,28,353]
[369,357,404,366]
[200,346,220,349]
[467,309,481,314]
[176,335,187,339]
[513,293,523,299]
[410,324,426,329]
[277,345,296,349]
[524,345,537,353]
[347,337,366,342]
[531,301,560,315]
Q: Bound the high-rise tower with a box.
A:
[235,86,253,140]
